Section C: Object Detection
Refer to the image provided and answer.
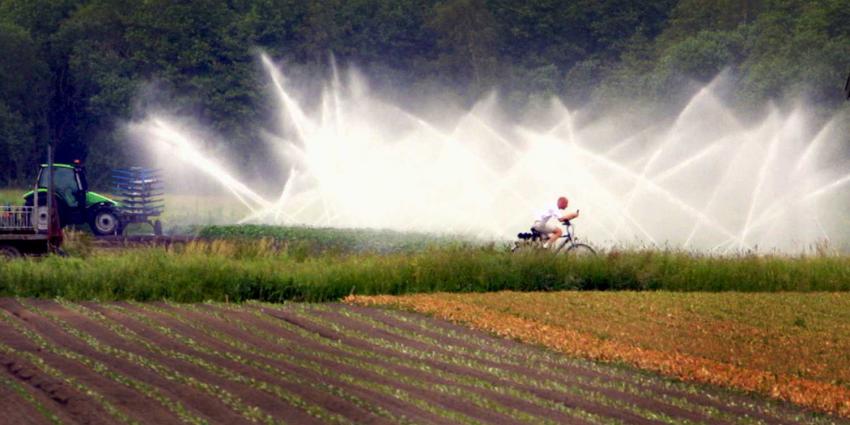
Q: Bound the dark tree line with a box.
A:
[0,0,848,187]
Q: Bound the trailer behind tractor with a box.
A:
[1,148,63,257]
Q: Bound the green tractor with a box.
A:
[23,162,163,236]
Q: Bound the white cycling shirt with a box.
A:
[538,206,561,223]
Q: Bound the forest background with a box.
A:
[0,0,848,187]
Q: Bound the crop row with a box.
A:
[347,292,850,420]
[169,301,833,425]
[0,299,842,424]
[314,304,757,425]
[133,302,516,425]
[0,365,63,424]
[0,307,140,424]
[289,303,822,425]
[289,304,689,425]
[68,301,389,424]
[366,307,814,425]
[18,300,277,425]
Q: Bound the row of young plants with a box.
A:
[0,366,63,424]
[78,301,392,425]
[236,302,837,425]
[153,300,466,424]
[0,307,142,424]
[331,304,834,425]
[317,305,758,425]
[347,293,850,421]
[155,301,608,424]
[84,298,502,425]
[139,302,522,425]
[2,243,849,303]
[195,301,760,425]
[156,300,538,424]
[286,303,687,425]
[0,299,838,424]
[368,307,815,425]
[292,303,773,425]
[3,297,515,424]
[16,300,276,425]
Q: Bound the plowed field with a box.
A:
[347,292,850,421]
[0,299,843,424]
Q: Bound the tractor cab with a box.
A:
[24,162,123,235]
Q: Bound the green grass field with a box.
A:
[1,237,848,302]
[3,184,850,303]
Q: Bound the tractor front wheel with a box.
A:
[90,209,122,236]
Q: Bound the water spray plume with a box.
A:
[132,55,850,253]
[133,118,271,212]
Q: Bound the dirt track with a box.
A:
[0,299,844,424]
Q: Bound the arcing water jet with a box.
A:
[131,54,850,253]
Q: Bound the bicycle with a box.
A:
[512,219,596,256]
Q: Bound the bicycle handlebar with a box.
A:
[561,209,579,227]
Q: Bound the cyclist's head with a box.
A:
[557,196,568,209]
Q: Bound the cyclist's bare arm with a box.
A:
[559,211,579,222]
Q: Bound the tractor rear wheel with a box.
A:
[90,209,122,236]
[0,244,21,258]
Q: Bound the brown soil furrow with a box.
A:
[0,297,839,425]
[85,301,388,425]
[0,382,54,425]
[3,298,250,425]
[0,312,140,424]
[278,304,672,425]
[309,305,720,425]
[317,307,740,423]
[199,302,551,424]
[259,304,594,424]
[0,351,93,425]
[224,303,628,425]
[349,303,809,425]
[28,299,319,425]
[149,302,507,425]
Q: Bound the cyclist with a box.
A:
[532,196,579,248]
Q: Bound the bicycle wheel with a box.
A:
[565,243,596,257]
